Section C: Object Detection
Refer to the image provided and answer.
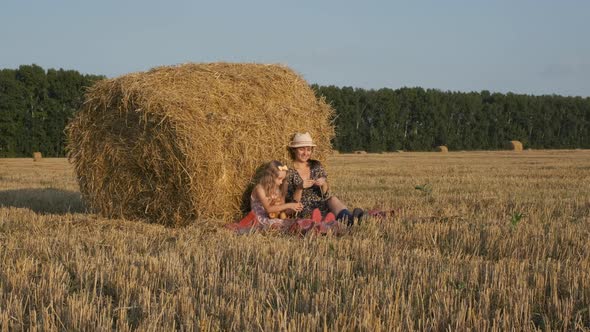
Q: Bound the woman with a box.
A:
[286,132,363,226]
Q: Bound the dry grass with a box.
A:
[1,150,589,330]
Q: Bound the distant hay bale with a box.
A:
[506,140,523,151]
[434,146,448,153]
[66,63,335,226]
[353,150,367,154]
[33,152,42,161]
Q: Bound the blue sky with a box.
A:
[1,0,589,96]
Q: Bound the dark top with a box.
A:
[286,160,332,218]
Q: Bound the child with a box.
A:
[250,160,303,230]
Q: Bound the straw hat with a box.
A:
[288,132,317,148]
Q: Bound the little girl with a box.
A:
[250,160,303,230]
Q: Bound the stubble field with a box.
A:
[1,150,589,331]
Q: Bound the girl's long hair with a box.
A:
[258,160,288,200]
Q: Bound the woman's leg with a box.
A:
[327,196,353,225]
[327,196,347,215]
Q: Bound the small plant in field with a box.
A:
[328,242,335,254]
[509,211,524,229]
[449,279,467,292]
[414,183,432,194]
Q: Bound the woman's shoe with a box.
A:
[352,208,364,225]
[336,209,354,227]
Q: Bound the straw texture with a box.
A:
[67,63,335,226]
[507,140,523,151]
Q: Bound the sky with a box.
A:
[1,0,589,97]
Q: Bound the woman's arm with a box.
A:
[293,187,303,203]
[313,162,330,195]
[253,185,302,214]
[286,169,311,202]
[314,177,329,195]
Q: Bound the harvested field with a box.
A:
[1,150,589,330]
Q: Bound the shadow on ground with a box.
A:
[0,188,86,214]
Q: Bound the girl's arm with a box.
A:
[253,185,302,214]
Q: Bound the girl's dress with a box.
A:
[249,193,295,232]
[286,160,332,218]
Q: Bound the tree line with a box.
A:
[312,85,590,152]
[1,64,589,157]
[0,64,104,157]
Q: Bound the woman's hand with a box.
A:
[314,177,327,186]
[288,202,303,212]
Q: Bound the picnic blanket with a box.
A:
[226,208,345,236]
[226,208,393,235]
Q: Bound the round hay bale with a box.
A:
[353,150,367,154]
[66,63,335,226]
[434,145,448,153]
[33,152,42,161]
[506,140,523,151]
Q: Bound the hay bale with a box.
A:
[434,146,448,153]
[33,152,42,161]
[66,63,335,226]
[506,140,523,151]
[353,150,367,154]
